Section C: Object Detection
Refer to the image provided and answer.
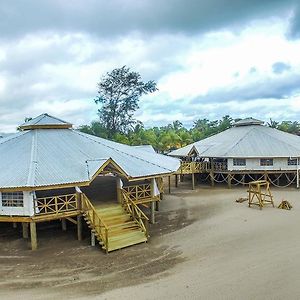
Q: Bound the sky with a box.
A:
[1,0,300,132]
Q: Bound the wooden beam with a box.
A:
[30,222,37,250]
[175,174,178,188]
[168,176,171,194]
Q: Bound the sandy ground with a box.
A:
[1,179,300,299]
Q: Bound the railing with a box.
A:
[122,184,154,203]
[213,162,228,171]
[177,161,208,174]
[121,189,149,237]
[34,194,78,215]
[81,193,109,253]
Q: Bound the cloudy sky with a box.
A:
[1,0,300,132]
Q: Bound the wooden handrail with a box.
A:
[34,193,78,215]
[81,193,109,251]
[120,189,149,236]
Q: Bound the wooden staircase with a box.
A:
[81,194,148,253]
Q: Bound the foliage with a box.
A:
[95,66,157,138]
[79,115,300,153]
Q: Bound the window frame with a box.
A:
[1,192,24,207]
[233,158,246,166]
[260,158,274,166]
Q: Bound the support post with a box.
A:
[77,215,82,241]
[22,222,29,239]
[61,218,67,231]
[150,201,155,224]
[116,177,122,203]
[191,173,195,190]
[91,232,96,246]
[30,222,37,250]
[228,174,232,189]
[180,175,184,182]
[297,158,299,189]
[155,200,160,211]
[175,174,178,187]
[150,178,156,223]
[210,171,215,187]
[168,176,171,194]
[12,222,17,229]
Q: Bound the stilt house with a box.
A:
[0,113,180,252]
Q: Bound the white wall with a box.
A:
[0,191,34,216]
[228,158,299,171]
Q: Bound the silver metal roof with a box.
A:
[132,145,156,153]
[169,122,300,158]
[0,115,180,189]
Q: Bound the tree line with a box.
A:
[78,66,300,152]
[79,116,300,153]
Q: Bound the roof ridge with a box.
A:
[260,127,300,152]
[72,130,174,173]
[223,126,256,156]
[26,130,38,186]
[0,131,28,145]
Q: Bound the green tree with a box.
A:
[95,66,157,138]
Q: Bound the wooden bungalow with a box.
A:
[168,118,300,189]
[0,113,180,252]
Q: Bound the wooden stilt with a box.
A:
[228,174,232,189]
[168,176,171,194]
[91,232,96,246]
[192,173,195,190]
[150,201,155,224]
[12,222,17,229]
[61,218,67,231]
[210,171,215,187]
[30,222,37,250]
[155,200,160,211]
[175,174,178,187]
[22,222,29,239]
[77,215,82,241]
[297,159,299,189]
[180,175,183,182]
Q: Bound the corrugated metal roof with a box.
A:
[132,145,156,153]
[169,123,300,158]
[0,116,180,189]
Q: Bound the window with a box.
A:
[288,158,298,166]
[1,192,24,207]
[260,159,273,166]
[233,158,246,166]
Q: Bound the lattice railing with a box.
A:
[122,184,152,202]
[177,161,208,174]
[34,194,78,215]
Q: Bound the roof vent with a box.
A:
[234,117,264,127]
[18,113,72,130]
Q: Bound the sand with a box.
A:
[1,180,300,299]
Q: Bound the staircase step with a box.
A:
[106,233,147,252]
[108,230,145,242]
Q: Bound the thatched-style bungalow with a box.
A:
[0,113,180,252]
[169,118,300,189]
